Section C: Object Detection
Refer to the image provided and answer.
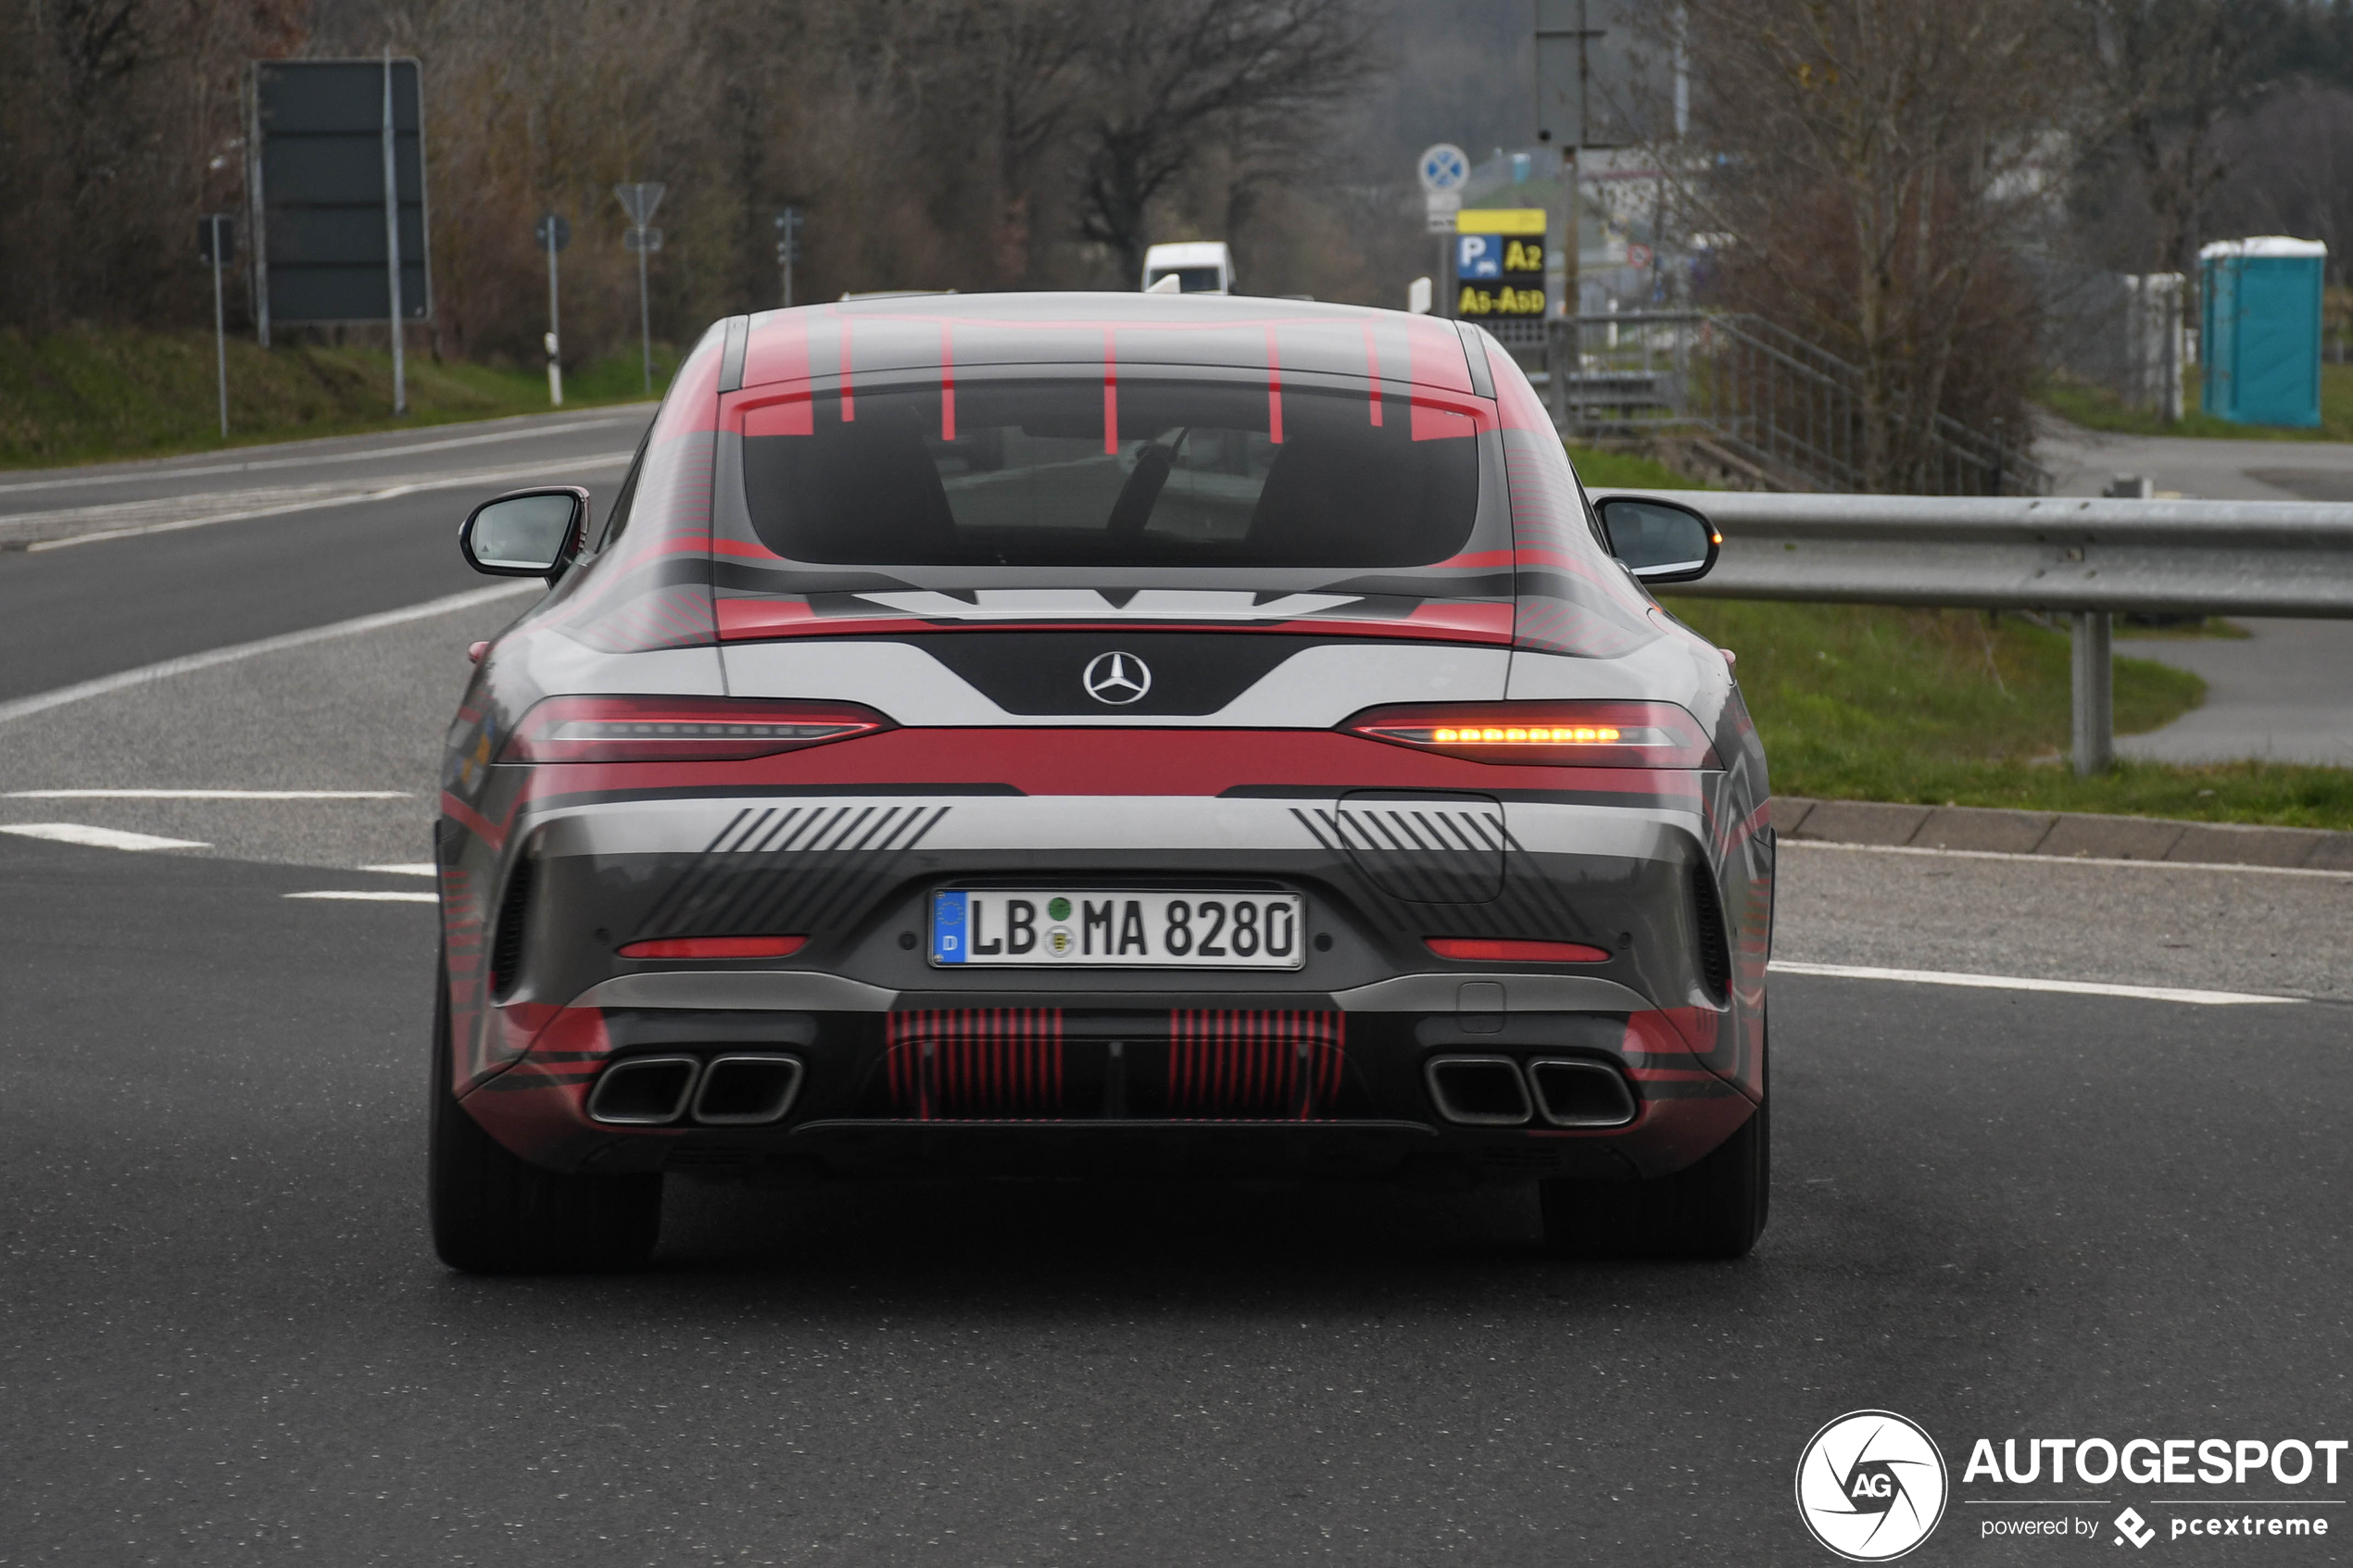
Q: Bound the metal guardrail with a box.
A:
[1589,489,2353,772]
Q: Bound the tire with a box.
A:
[428,959,662,1273]
[1539,1096,1769,1261]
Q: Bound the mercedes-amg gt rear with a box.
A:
[428,292,1771,1272]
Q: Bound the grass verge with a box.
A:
[2034,363,2353,442]
[1567,444,1717,491]
[1659,596,2353,830]
[0,323,675,469]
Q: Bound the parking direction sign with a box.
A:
[1418,144,1469,194]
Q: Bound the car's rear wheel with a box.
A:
[1539,1096,1768,1261]
[428,960,661,1273]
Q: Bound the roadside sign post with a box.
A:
[535,213,571,407]
[198,215,235,438]
[380,50,407,415]
[615,182,666,394]
[1417,144,1469,319]
[774,207,802,309]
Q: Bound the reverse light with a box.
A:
[1342,701,1718,768]
[1425,937,1610,963]
[500,696,891,763]
[617,935,808,960]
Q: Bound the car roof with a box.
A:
[735,292,1478,393]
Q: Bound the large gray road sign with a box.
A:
[248,58,431,328]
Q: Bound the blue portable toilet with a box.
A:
[2200,236,2326,428]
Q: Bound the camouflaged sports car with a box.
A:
[429,292,1770,1273]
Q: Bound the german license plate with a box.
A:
[930,890,1305,969]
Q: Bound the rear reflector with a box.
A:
[618,935,807,960]
[500,696,891,763]
[1425,937,1610,963]
[1342,700,1717,768]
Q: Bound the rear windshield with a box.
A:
[741,376,1478,568]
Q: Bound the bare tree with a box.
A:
[2072,0,2287,282]
[1673,0,2082,490]
[1071,0,1377,283]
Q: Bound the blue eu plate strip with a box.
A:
[931,890,968,964]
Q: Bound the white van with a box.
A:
[1141,242,1236,295]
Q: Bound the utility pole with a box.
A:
[774,206,802,308]
[615,182,667,394]
[535,213,571,406]
[200,214,234,439]
[381,48,407,416]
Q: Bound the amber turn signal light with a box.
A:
[1341,700,1717,768]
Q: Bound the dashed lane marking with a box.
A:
[7,789,410,800]
[1768,960,2300,1006]
[284,891,437,903]
[0,582,537,727]
[1,822,208,851]
[359,863,438,876]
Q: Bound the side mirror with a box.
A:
[1595,496,1720,584]
[459,487,589,581]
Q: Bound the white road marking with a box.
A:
[359,863,438,876]
[7,789,410,800]
[1782,837,2353,880]
[1768,959,2300,1006]
[1,822,209,851]
[0,408,652,497]
[19,452,634,551]
[0,582,538,728]
[284,890,437,903]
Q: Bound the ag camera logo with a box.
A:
[1795,1411,1950,1562]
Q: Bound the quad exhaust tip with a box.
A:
[691,1054,804,1125]
[1424,1055,1638,1129]
[1526,1058,1638,1128]
[586,1053,805,1126]
[587,1055,700,1124]
[1424,1056,1533,1125]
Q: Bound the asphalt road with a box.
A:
[0,408,646,702]
[1,833,2345,1566]
[0,412,2347,1564]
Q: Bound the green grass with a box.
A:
[1660,596,2353,830]
[2035,362,2353,441]
[0,323,674,470]
[1566,444,1718,490]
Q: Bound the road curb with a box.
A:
[1772,797,2353,872]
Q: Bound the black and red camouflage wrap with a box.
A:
[434,293,1774,1185]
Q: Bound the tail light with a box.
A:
[619,935,807,960]
[499,696,891,763]
[1341,700,1717,768]
[1425,937,1609,963]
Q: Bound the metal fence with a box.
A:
[1511,312,2049,498]
[1587,487,2353,772]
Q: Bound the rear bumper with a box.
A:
[443,784,1766,1180]
[457,989,1758,1183]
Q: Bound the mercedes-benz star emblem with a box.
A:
[1081,651,1151,705]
